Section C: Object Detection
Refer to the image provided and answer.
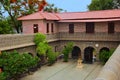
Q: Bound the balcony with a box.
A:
[59,32,120,41]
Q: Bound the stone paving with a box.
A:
[20,60,103,80]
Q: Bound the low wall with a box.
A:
[0,34,35,51]
[95,45,120,80]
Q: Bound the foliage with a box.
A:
[37,42,49,56]
[0,51,40,79]
[62,42,74,62]
[46,47,57,65]
[0,20,13,34]
[0,72,7,80]
[0,0,47,33]
[34,33,47,45]
[44,3,63,13]
[88,0,114,11]
[99,49,115,64]
[34,33,57,65]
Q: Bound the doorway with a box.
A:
[84,46,94,63]
[72,46,81,59]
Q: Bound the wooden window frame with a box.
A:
[86,22,95,33]
[108,22,114,34]
[51,23,54,33]
[46,23,49,33]
[33,24,38,33]
[69,24,74,33]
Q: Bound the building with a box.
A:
[18,9,120,63]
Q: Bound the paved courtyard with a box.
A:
[20,59,103,80]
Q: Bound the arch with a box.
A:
[99,47,110,53]
[72,46,81,59]
[84,46,95,63]
[28,52,33,56]
[99,47,110,61]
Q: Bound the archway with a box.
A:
[99,47,110,61]
[99,47,110,53]
[72,46,81,59]
[84,46,95,63]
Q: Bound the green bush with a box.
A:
[99,49,115,64]
[36,42,49,56]
[0,72,7,80]
[34,33,58,65]
[46,47,57,65]
[62,42,74,62]
[0,51,40,79]
[34,33,46,45]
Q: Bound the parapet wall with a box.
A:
[95,45,120,80]
[0,34,35,51]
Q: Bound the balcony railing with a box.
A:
[59,32,120,41]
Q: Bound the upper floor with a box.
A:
[18,9,120,42]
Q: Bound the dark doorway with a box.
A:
[33,24,38,33]
[84,47,94,63]
[72,46,81,59]
[69,24,74,33]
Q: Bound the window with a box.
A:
[33,24,38,33]
[108,22,114,33]
[69,24,74,33]
[86,22,94,33]
[46,23,49,33]
[51,23,54,33]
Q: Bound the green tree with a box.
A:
[62,42,74,62]
[44,3,63,13]
[0,0,47,33]
[34,33,57,65]
[88,0,114,11]
[99,49,115,64]
[0,51,39,79]
[0,20,13,34]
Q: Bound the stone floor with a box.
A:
[20,59,103,80]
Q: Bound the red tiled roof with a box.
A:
[18,9,120,21]
[18,11,59,20]
[58,18,120,22]
[56,9,120,20]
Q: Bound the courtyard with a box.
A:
[20,59,102,80]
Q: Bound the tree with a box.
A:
[113,0,120,9]
[88,0,114,11]
[0,0,47,33]
[62,42,74,62]
[44,3,63,13]
[0,20,13,34]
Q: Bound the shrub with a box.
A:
[99,49,115,64]
[46,47,57,65]
[36,42,49,56]
[34,33,58,65]
[34,33,46,45]
[0,51,40,79]
[62,42,74,62]
[0,72,7,80]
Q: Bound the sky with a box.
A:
[46,0,92,12]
